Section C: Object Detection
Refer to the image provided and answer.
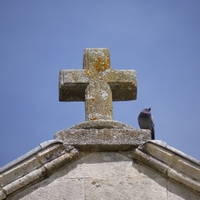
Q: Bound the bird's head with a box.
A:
[140,108,151,116]
[143,107,151,112]
[147,107,151,111]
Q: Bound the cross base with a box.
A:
[54,120,151,151]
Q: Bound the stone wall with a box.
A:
[9,152,200,200]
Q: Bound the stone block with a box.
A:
[55,120,151,151]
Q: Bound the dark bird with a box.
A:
[138,107,155,139]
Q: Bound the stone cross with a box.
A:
[59,48,137,121]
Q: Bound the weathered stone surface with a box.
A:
[8,179,85,200]
[59,48,137,120]
[140,141,200,178]
[54,120,151,151]
[10,152,200,200]
[0,143,79,200]
[167,180,200,200]
[68,120,134,129]
[84,178,167,200]
[133,140,200,193]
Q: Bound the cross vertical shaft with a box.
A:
[84,48,112,120]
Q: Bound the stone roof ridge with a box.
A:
[133,140,200,193]
[144,140,200,166]
[0,140,78,200]
[0,140,63,174]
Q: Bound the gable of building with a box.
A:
[0,140,200,200]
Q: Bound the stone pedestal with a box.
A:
[54,120,151,151]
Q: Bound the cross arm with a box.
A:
[107,69,137,101]
[59,70,89,101]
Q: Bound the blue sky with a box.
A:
[0,0,200,167]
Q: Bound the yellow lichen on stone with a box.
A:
[94,57,110,72]
[85,70,91,76]
[90,97,95,102]
[90,117,97,120]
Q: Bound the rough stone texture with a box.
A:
[133,140,200,193]
[9,152,200,200]
[54,120,151,151]
[59,48,137,120]
[0,143,79,200]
